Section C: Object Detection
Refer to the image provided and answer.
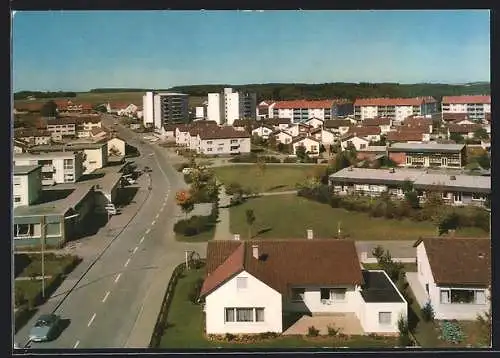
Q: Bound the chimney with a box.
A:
[233,234,240,241]
[307,229,314,240]
[252,245,259,259]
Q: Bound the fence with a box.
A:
[149,258,206,348]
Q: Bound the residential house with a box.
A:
[107,136,126,157]
[45,116,102,140]
[196,127,251,155]
[14,152,84,185]
[441,113,470,123]
[354,97,438,123]
[401,116,433,134]
[256,100,275,119]
[113,103,139,117]
[90,127,109,140]
[362,117,392,135]
[451,118,476,126]
[28,141,108,174]
[386,130,429,144]
[356,146,387,161]
[340,135,371,152]
[270,130,293,145]
[56,100,93,114]
[304,117,324,129]
[14,128,52,145]
[387,142,466,168]
[441,95,491,122]
[410,237,490,320]
[323,119,352,138]
[271,99,354,123]
[286,123,313,137]
[13,138,30,154]
[262,118,291,131]
[310,128,336,145]
[292,136,322,157]
[329,167,490,207]
[175,124,192,146]
[200,239,407,335]
[251,125,275,139]
[162,123,178,139]
[447,123,482,140]
[232,119,257,132]
[345,126,381,142]
[13,165,42,207]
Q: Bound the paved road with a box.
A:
[16,116,207,349]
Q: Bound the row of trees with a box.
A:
[14,91,77,100]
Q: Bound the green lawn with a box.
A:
[229,195,487,240]
[158,267,397,349]
[363,263,418,272]
[15,253,79,278]
[213,165,325,193]
[175,228,216,243]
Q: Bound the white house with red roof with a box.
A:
[251,124,274,139]
[354,97,438,123]
[270,129,293,145]
[441,95,491,122]
[292,136,322,157]
[270,99,353,123]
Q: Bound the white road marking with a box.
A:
[114,273,122,283]
[102,291,110,303]
[73,340,80,348]
[140,236,145,244]
[124,258,131,268]
[133,246,138,254]
[87,313,96,327]
[146,228,151,234]
[152,220,156,225]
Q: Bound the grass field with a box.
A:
[15,92,205,107]
[158,267,397,349]
[229,195,487,240]
[175,228,215,243]
[213,165,325,193]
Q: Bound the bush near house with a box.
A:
[283,157,298,163]
[174,203,219,241]
[229,153,281,163]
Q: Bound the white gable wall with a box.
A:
[205,270,283,334]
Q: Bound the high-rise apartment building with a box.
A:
[142,91,189,129]
[207,87,256,125]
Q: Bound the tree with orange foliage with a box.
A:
[176,189,194,217]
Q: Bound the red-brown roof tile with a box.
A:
[346,126,381,137]
[323,119,351,129]
[442,95,490,104]
[447,123,482,134]
[442,113,469,122]
[354,97,436,106]
[273,99,348,110]
[386,131,424,142]
[362,117,391,126]
[199,126,251,140]
[414,237,491,286]
[201,240,364,297]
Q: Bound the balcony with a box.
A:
[41,164,55,173]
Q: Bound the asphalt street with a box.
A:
[16,116,207,349]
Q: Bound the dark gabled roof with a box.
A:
[362,117,391,126]
[263,118,291,125]
[346,126,381,137]
[200,240,364,297]
[323,119,351,129]
[413,237,491,286]
[199,126,251,140]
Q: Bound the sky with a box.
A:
[12,10,490,92]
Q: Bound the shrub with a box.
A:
[187,278,204,303]
[307,326,320,337]
[258,332,278,339]
[439,320,465,344]
[225,333,236,341]
[174,215,214,236]
[226,182,243,195]
[327,325,339,336]
[183,174,193,184]
[421,301,435,322]
[283,157,298,163]
[260,155,280,163]
[175,162,191,172]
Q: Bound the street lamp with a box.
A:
[40,213,79,299]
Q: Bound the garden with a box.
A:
[228,195,485,241]
[14,253,82,332]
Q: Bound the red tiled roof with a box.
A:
[387,131,424,142]
[362,117,391,126]
[354,97,436,106]
[263,118,291,126]
[292,135,321,144]
[346,126,381,137]
[414,237,490,286]
[200,240,364,298]
[14,128,51,138]
[323,119,351,129]
[442,113,469,122]
[447,123,482,134]
[442,95,490,104]
[273,99,348,109]
[402,117,432,127]
[199,126,251,140]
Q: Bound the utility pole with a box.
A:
[40,216,46,299]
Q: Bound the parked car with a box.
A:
[29,314,61,342]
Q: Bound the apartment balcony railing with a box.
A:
[41,165,55,173]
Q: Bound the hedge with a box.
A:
[174,203,219,236]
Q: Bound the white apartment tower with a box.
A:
[207,87,257,125]
[142,91,189,130]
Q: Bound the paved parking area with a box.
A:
[282,313,364,336]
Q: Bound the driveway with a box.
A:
[282,313,364,336]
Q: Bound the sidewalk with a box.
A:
[14,174,151,334]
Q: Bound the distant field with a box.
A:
[14,92,206,108]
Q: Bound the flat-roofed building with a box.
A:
[387,142,466,168]
[13,165,42,207]
[14,152,84,185]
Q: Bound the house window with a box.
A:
[442,192,449,199]
[406,156,412,165]
[225,308,235,322]
[64,159,74,169]
[207,148,213,152]
[291,288,305,302]
[217,147,223,151]
[320,288,330,300]
[207,141,213,145]
[378,312,392,325]
[331,288,347,301]
[14,223,41,238]
[236,308,254,322]
[453,192,462,203]
[360,143,367,150]
[230,139,238,144]
[440,289,486,304]
[425,284,429,295]
[236,277,248,290]
[14,196,22,203]
[472,193,486,201]
[255,308,265,322]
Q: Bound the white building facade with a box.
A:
[441,95,491,122]
[13,165,42,207]
[207,88,257,125]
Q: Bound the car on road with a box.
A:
[29,314,61,342]
[143,166,152,173]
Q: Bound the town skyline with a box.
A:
[13,10,490,92]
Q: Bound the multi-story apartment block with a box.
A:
[270,99,353,124]
[28,141,108,174]
[45,116,102,140]
[354,97,438,123]
[329,167,490,207]
[13,165,42,207]
[142,91,189,129]
[14,152,84,185]
[441,95,491,122]
[387,143,466,168]
[195,127,251,155]
[14,128,52,145]
[207,88,257,125]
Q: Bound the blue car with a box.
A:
[29,314,60,342]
